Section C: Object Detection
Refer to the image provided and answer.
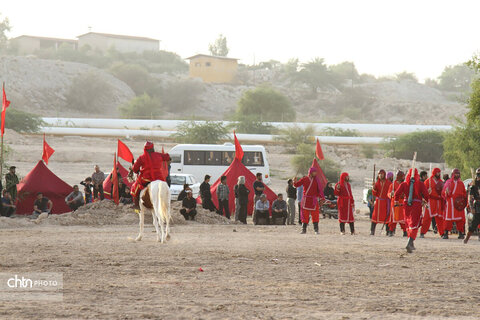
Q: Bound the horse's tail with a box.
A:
[157,180,171,224]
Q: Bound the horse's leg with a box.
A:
[135,207,145,241]
[151,208,161,242]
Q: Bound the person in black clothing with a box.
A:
[1,190,15,217]
[180,190,197,220]
[120,186,133,205]
[286,179,297,225]
[324,182,336,201]
[33,192,53,216]
[200,175,216,212]
[80,177,93,204]
[235,176,250,224]
[253,173,265,223]
[420,171,428,183]
[465,168,480,243]
[177,184,192,201]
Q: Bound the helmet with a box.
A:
[144,141,154,151]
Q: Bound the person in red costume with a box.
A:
[334,172,355,235]
[294,166,325,235]
[371,169,392,236]
[420,168,444,238]
[130,141,171,207]
[394,168,429,253]
[387,170,407,237]
[441,168,467,239]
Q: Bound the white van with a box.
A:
[169,143,271,184]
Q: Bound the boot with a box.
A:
[370,222,376,236]
[300,223,307,234]
[458,232,465,240]
[419,233,425,238]
[314,222,319,235]
[442,232,449,239]
[406,238,414,253]
[403,231,408,237]
[464,231,473,244]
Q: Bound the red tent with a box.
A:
[16,161,73,215]
[198,158,277,216]
[103,162,132,199]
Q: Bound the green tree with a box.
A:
[236,86,295,122]
[229,115,274,134]
[66,72,112,112]
[5,109,44,133]
[119,94,162,119]
[395,71,418,82]
[438,63,475,92]
[276,125,315,153]
[172,121,228,144]
[208,34,229,57]
[383,130,444,162]
[110,63,155,95]
[329,61,359,85]
[159,80,203,112]
[296,58,336,94]
[291,143,341,182]
[0,13,10,53]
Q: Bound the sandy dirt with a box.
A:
[1,217,480,319]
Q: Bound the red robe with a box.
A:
[334,173,354,223]
[394,169,429,240]
[442,178,466,221]
[388,180,404,223]
[372,179,392,224]
[424,170,444,218]
[294,176,324,223]
[131,151,170,198]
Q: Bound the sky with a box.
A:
[2,0,480,81]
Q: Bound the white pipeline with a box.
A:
[40,127,387,145]
[41,117,452,136]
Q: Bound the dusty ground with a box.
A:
[1,217,479,319]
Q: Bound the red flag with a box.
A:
[117,139,133,163]
[234,131,244,161]
[42,134,55,165]
[315,138,324,160]
[2,83,11,136]
[112,153,119,205]
[161,146,165,153]
[311,158,328,188]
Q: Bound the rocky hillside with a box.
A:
[0,56,135,117]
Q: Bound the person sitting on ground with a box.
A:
[1,190,16,217]
[80,177,93,204]
[120,186,133,205]
[177,184,192,201]
[255,194,270,225]
[33,192,53,216]
[65,185,85,212]
[180,190,197,221]
[272,193,288,225]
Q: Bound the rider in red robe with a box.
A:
[334,172,355,235]
[421,168,444,238]
[294,166,325,235]
[371,169,392,235]
[394,168,429,253]
[441,168,467,239]
[130,141,170,207]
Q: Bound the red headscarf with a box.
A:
[308,166,324,198]
[396,170,405,182]
[431,167,441,179]
[339,172,353,199]
[377,169,386,180]
[451,168,460,180]
[406,168,420,183]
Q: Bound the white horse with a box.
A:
[134,180,171,243]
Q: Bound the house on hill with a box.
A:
[11,35,78,54]
[186,54,239,84]
[77,32,160,53]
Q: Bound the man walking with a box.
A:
[216,175,230,219]
[394,168,429,253]
[335,172,355,235]
[465,168,480,243]
[371,169,392,235]
[388,170,407,237]
[421,168,444,238]
[442,168,467,239]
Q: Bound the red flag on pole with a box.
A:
[311,158,328,188]
[315,138,324,160]
[42,134,55,165]
[117,139,133,163]
[112,153,119,205]
[234,131,244,161]
[2,83,11,136]
[161,146,165,153]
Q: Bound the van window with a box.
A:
[184,151,205,165]
[222,151,235,166]
[242,151,264,166]
[205,151,222,165]
[170,154,181,164]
